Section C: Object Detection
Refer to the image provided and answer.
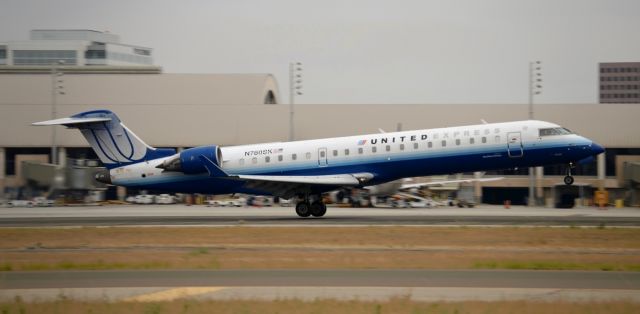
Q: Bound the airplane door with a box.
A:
[507,132,523,158]
[318,147,328,166]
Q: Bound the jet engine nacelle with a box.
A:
[156,145,222,174]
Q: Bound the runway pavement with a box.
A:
[0,204,639,227]
[1,270,639,302]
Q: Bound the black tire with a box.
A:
[295,202,311,217]
[311,202,327,217]
[564,175,574,185]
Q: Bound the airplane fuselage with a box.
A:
[109,120,602,195]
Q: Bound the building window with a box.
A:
[13,50,78,65]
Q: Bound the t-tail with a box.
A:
[33,110,175,169]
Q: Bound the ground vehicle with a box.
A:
[206,197,246,207]
[156,194,175,204]
[247,196,273,207]
[7,200,35,208]
[33,197,54,207]
[133,194,155,204]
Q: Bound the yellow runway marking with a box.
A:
[123,287,226,302]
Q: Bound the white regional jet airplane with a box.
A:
[34,110,604,218]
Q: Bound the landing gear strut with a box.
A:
[564,162,575,186]
[295,195,326,218]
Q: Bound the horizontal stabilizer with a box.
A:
[32,116,112,127]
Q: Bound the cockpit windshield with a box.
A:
[539,127,573,137]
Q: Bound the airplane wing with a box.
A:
[179,155,376,198]
[400,177,504,189]
[232,173,375,199]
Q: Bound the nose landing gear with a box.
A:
[564,162,575,185]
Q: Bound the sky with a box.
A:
[1,0,639,104]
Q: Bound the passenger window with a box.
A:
[470,138,475,144]
[358,147,363,154]
[333,150,338,156]
[455,139,460,146]
[252,157,257,164]
[344,149,350,156]
[305,152,311,159]
[320,151,325,158]
[292,154,297,160]
[372,146,377,153]
[386,145,391,152]
[278,155,283,162]
[265,156,270,163]
[400,144,405,150]
[428,142,433,148]
[441,140,447,147]
[482,137,487,143]
[413,143,418,149]
[495,135,500,143]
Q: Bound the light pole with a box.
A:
[528,61,542,206]
[51,60,65,165]
[289,62,303,141]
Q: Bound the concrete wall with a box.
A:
[1,102,639,148]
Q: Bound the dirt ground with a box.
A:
[1,298,639,314]
[0,226,638,271]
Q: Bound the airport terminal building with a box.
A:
[1,30,639,206]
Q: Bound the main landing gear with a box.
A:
[295,195,327,218]
[564,162,575,186]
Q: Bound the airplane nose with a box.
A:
[591,142,605,155]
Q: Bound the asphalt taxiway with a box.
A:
[0,204,639,227]
[1,270,639,302]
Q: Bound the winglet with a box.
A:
[198,155,229,177]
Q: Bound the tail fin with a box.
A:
[33,110,175,169]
